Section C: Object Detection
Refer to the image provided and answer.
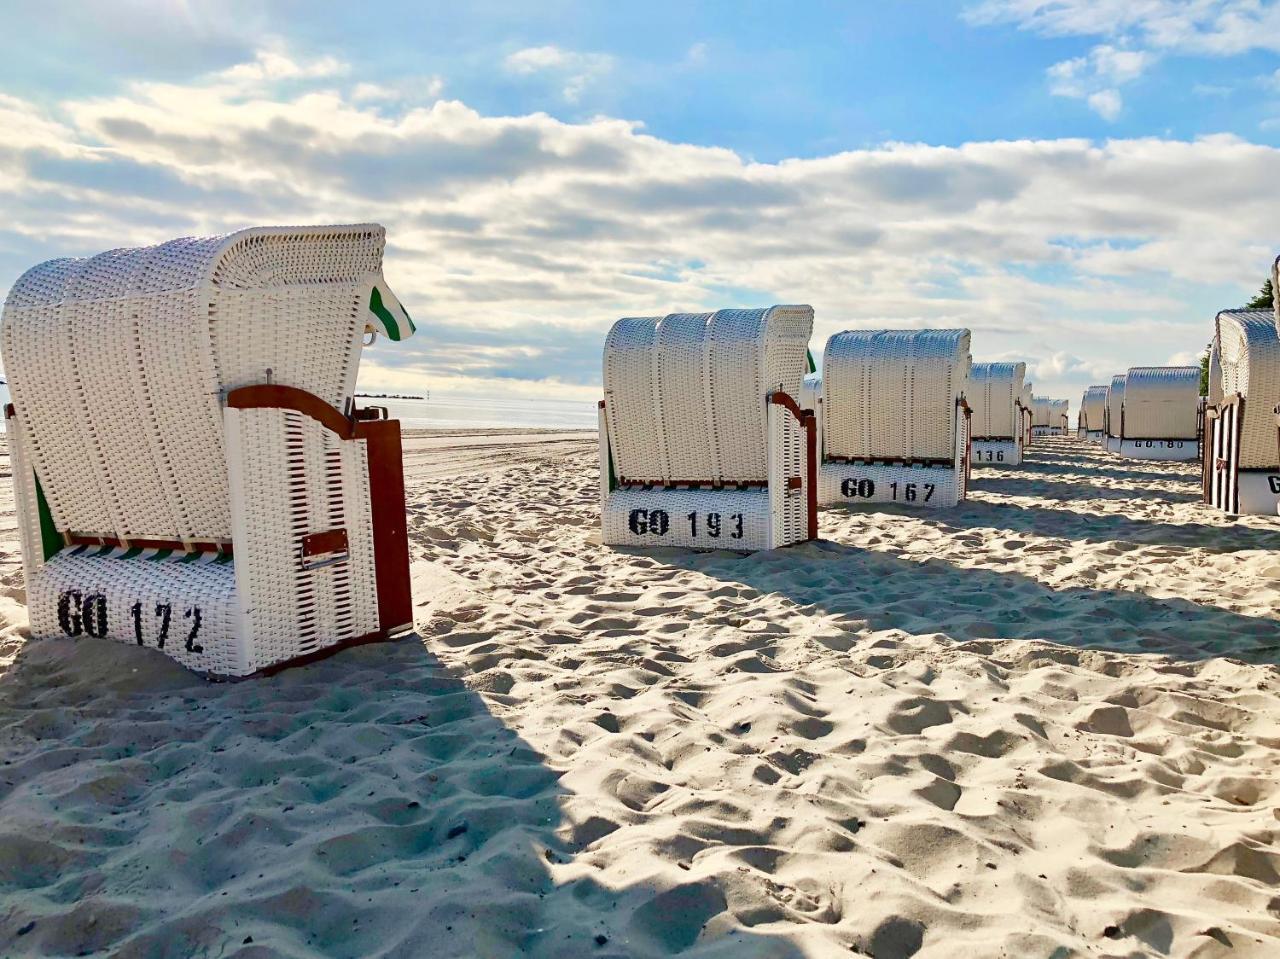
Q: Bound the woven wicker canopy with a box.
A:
[1122,366,1200,441]
[1,224,412,544]
[969,361,1026,440]
[1212,309,1280,468]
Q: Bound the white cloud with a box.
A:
[1086,89,1123,120]
[351,77,446,104]
[503,45,615,103]
[219,48,348,84]
[686,42,710,66]
[1046,44,1151,119]
[965,1,1280,55]
[969,1,1280,118]
[1,48,1275,399]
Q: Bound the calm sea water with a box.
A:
[0,384,597,432]
[356,392,597,431]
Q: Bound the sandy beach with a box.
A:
[1,431,1278,958]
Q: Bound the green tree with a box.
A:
[1199,345,1210,396]
[1245,277,1274,310]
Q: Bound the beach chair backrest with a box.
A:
[1080,386,1108,430]
[1105,375,1127,436]
[1122,367,1200,440]
[1,225,401,546]
[968,361,1025,440]
[821,329,970,462]
[1214,309,1280,468]
[603,306,813,485]
[1031,397,1050,427]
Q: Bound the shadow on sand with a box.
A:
[937,495,1277,553]
[1012,455,1199,486]
[971,472,1204,505]
[0,635,805,959]
[666,536,1279,665]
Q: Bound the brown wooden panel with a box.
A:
[226,385,355,438]
[356,418,413,634]
[301,528,348,557]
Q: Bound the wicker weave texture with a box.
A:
[767,399,810,546]
[968,362,1025,440]
[28,550,240,675]
[1,225,387,544]
[1213,310,1280,469]
[602,306,813,485]
[600,395,812,552]
[818,462,961,508]
[818,402,968,507]
[7,412,47,583]
[225,406,379,674]
[1105,375,1127,437]
[603,487,775,550]
[822,329,971,461]
[1121,366,1200,440]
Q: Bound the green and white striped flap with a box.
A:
[366,276,416,342]
[63,544,232,564]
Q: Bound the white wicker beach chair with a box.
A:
[1112,366,1201,461]
[1030,396,1069,437]
[599,306,816,551]
[1204,310,1280,515]
[812,329,971,509]
[968,361,1026,467]
[1104,375,1127,452]
[2,225,416,678]
[1052,399,1069,435]
[1077,386,1109,442]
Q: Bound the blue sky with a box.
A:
[1,1,1278,401]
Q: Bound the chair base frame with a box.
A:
[1116,437,1199,461]
[8,387,414,679]
[599,392,817,552]
[1078,429,1104,443]
[971,438,1021,467]
[818,400,970,509]
[1202,396,1280,515]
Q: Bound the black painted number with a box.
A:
[185,607,203,653]
[888,482,936,502]
[685,511,743,539]
[65,590,203,655]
